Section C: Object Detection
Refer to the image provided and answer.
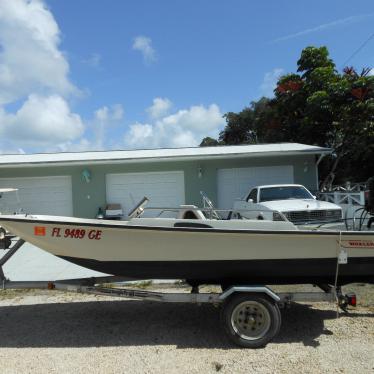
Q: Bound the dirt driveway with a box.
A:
[0,286,373,374]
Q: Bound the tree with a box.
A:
[200,137,220,147]
[202,46,374,187]
[218,98,273,145]
[219,108,256,144]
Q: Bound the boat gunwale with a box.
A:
[0,216,374,236]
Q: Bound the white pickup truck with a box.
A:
[231,184,343,225]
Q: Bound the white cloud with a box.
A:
[146,97,172,119]
[132,36,156,64]
[0,0,76,104]
[0,94,84,146]
[94,104,124,122]
[369,69,374,76]
[124,103,225,149]
[0,0,85,152]
[259,68,284,97]
[0,2,225,154]
[55,138,93,153]
[272,14,374,43]
[91,104,124,150]
[111,104,124,120]
[33,103,125,152]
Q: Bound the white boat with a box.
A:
[0,199,373,287]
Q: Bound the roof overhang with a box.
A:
[0,143,332,169]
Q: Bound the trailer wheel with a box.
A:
[221,293,281,348]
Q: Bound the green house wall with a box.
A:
[0,154,317,218]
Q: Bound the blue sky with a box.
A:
[0,0,373,153]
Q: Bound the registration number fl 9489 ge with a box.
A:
[51,227,102,240]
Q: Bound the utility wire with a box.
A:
[341,31,374,68]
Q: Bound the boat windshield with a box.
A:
[259,186,313,202]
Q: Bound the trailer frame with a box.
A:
[0,238,356,348]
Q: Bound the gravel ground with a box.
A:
[0,284,373,374]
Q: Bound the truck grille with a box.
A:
[284,209,342,224]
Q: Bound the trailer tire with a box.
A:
[221,293,281,348]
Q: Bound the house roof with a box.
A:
[0,143,331,168]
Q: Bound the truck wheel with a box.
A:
[221,293,281,348]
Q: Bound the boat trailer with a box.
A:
[0,238,357,348]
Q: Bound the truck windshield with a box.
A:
[259,186,313,202]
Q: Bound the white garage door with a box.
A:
[217,165,294,209]
[0,176,73,216]
[106,171,185,217]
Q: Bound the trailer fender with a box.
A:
[219,286,281,303]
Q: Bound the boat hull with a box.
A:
[1,214,374,286]
[59,256,374,285]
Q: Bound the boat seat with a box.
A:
[177,205,206,220]
[182,210,199,219]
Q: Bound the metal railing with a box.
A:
[138,206,290,222]
[318,191,365,206]
[321,182,367,192]
[118,203,350,228]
